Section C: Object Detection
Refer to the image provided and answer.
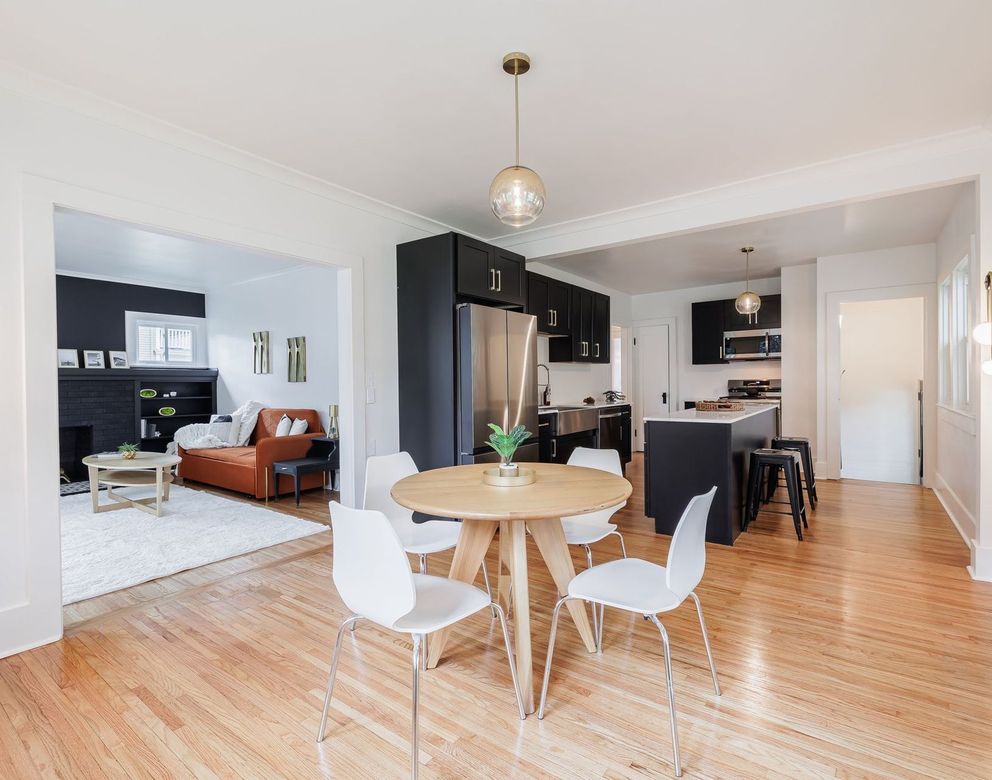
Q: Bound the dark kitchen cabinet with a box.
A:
[454,234,525,306]
[592,292,611,363]
[691,299,727,365]
[724,293,781,331]
[527,272,570,335]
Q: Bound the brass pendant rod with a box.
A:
[514,72,520,167]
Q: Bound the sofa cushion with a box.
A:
[255,408,322,441]
[183,446,256,466]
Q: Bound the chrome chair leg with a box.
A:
[417,555,429,669]
[480,560,498,618]
[411,634,422,780]
[648,615,682,778]
[538,595,575,719]
[316,615,361,742]
[688,592,721,696]
[418,553,427,574]
[582,546,600,648]
[492,602,526,720]
[609,530,628,559]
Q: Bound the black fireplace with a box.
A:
[59,425,94,481]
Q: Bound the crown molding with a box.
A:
[490,126,992,259]
[0,61,465,239]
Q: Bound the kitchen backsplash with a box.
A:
[537,336,614,404]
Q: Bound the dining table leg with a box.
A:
[528,519,598,654]
[505,518,535,713]
[425,518,498,670]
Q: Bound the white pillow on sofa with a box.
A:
[275,414,293,437]
[289,417,309,436]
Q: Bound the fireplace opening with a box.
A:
[59,424,94,482]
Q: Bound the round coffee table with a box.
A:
[82,452,181,517]
[391,462,632,714]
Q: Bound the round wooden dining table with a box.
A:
[391,462,633,714]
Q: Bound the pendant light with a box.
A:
[735,246,761,323]
[490,52,546,227]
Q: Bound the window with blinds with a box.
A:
[136,321,197,366]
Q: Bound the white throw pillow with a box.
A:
[289,417,308,436]
[234,400,264,446]
[275,414,293,437]
[227,411,244,445]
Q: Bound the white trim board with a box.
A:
[934,473,977,547]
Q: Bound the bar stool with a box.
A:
[745,449,808,540]
[769,436,817,509]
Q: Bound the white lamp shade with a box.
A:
[490,166,546,227]
[973,321,992,346]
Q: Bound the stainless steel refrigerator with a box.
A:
[457,304,539,464]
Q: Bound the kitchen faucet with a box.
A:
[538,363,552,406]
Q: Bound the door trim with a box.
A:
[632,317,678,451]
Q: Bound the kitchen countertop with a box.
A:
[539,401,630,413]
[644,403,777,424]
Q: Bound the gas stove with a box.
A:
[721,379,782,401]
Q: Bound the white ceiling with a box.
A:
[54,208,313,292]
[537,184,968,293]
[2,2,991,238]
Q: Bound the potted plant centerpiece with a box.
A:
[486,423,532,477]
[117,442,139,460]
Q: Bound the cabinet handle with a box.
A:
[719,344,724,359]
[552,309,557,326]
[594,343,600,358]
[551,439,557,458]
[496,269,502,292]
[548,308,554,326]
[489,268,496,290]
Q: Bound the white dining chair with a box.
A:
[316,502,525,779]
[561,447,628,643]
[364,452,494,603]
[537,487,721,778]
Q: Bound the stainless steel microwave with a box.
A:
[723,329,782,360]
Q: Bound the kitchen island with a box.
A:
[644,404,777,544]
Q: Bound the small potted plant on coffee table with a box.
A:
[486,423,532,477]
[117,442,139,460]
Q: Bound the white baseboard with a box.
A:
[0,632,63,660]
[967,541,992,582]
[933,473,976,548]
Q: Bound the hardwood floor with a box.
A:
[7,456,992,778]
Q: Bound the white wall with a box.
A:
[816,244,938,484]
[630,277,782,409]
[207,266,339,429]
[527,261,632,405]
[839,297,925,484]
[780,264,817,446]
[0,78,447,658]
[934,184,979,541]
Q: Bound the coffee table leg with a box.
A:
[426,519,497,670]
[88,465,100,513]
[155,467,163,517]
[529,519,598,654]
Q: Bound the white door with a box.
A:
[839,298,924,484]
[633,324,671,452]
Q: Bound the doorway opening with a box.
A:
[839,297,925,484]
[632,322,674,452]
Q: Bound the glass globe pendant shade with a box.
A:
[735,290,762,315]
[490,165,546,227]
[973,321,992,346]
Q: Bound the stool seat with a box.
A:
[771,436,817,509]
[746,448,808,540]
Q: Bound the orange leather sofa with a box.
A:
[179,408,327,499]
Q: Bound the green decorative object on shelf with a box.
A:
[139,389,157,398]
[117,442,139,460]
[158,407,176,417]
[485,423,532,476]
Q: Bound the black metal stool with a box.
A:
[745,449,808,540]
[768,436,817,509]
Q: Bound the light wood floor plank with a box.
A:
[3,458,992,778]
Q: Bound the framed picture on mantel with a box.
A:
[83,350,105,369]
[57,348,79,368]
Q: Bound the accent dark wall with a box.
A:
[56,275,206,351]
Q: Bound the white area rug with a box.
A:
[60,484,328,604]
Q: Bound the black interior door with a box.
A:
[456,235,495,300]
